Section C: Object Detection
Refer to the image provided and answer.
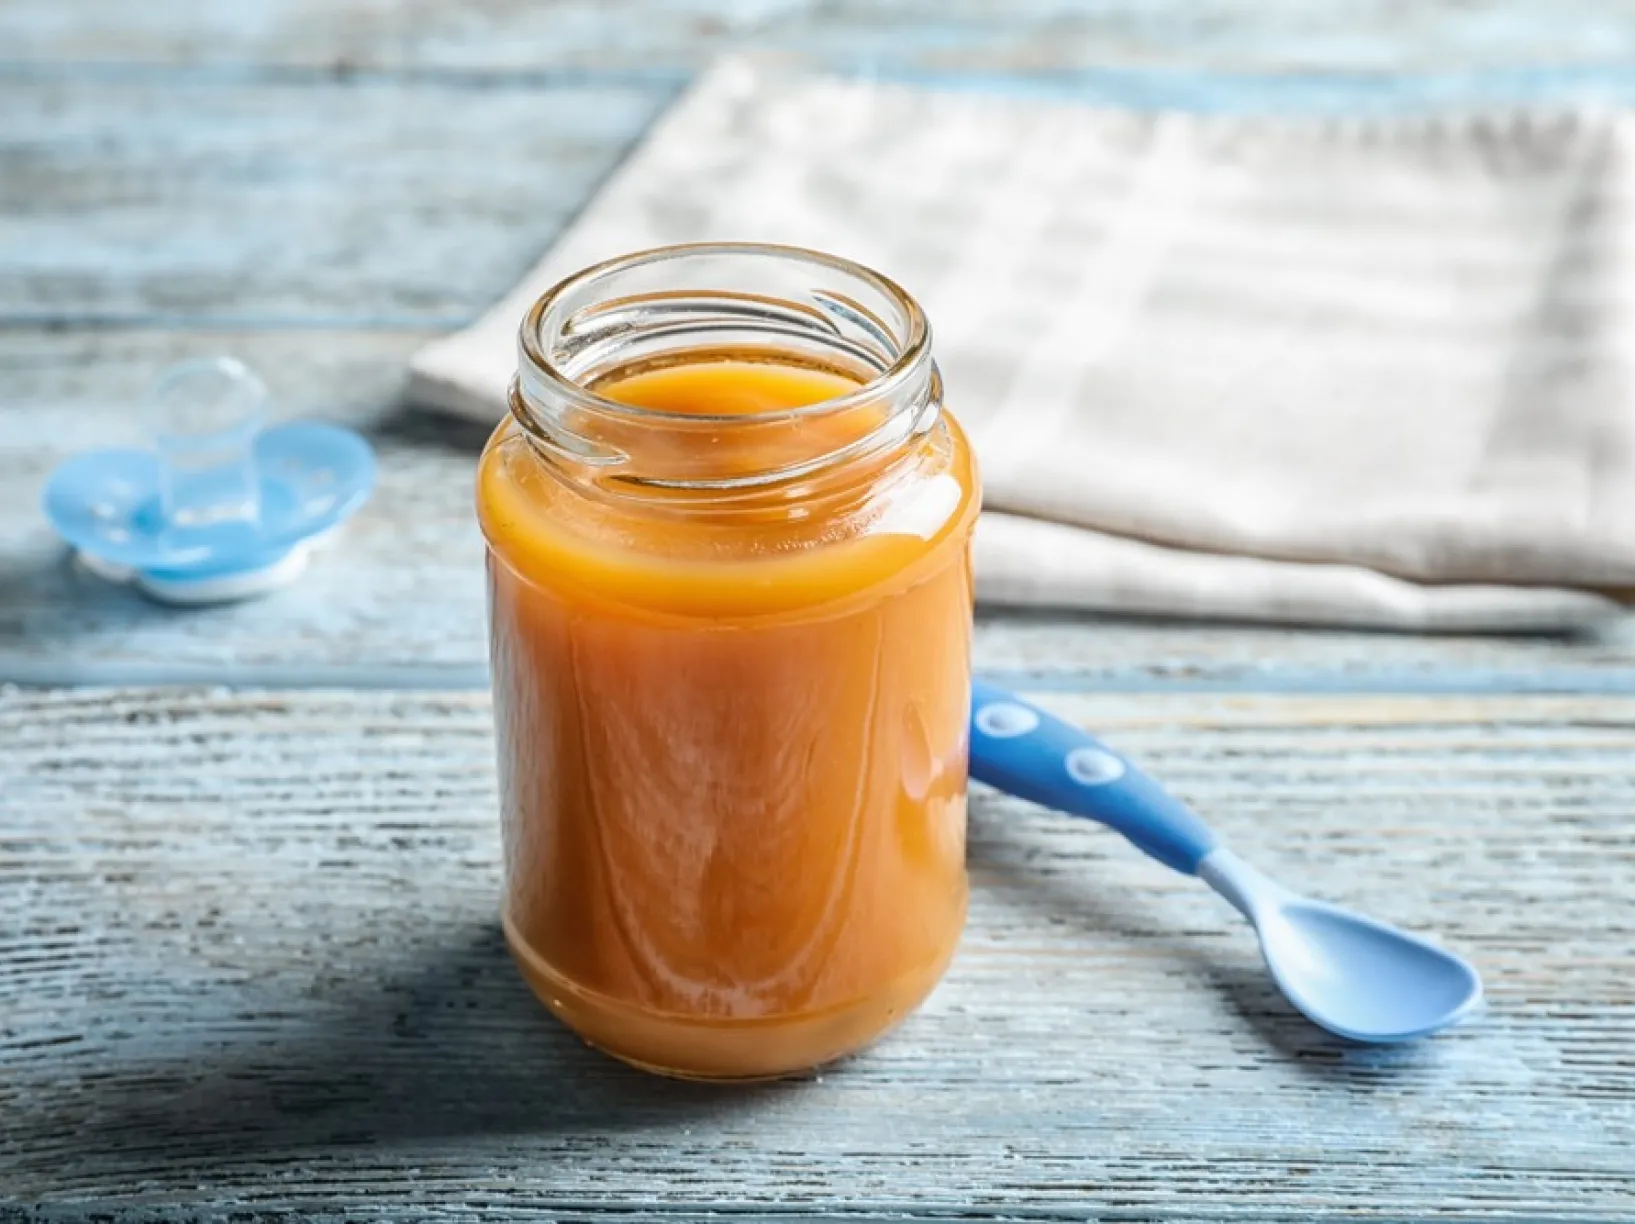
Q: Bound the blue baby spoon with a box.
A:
[968,679,1482,1043]
[42,356,375,604]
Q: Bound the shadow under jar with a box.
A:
[477,243,980,1080]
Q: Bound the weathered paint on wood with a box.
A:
[9,6,1635,332]
[4,4,1635,688]
[6,3,1635,1219]
[5,329,1635,688]
[0,77,668,325]
[10,0,1635,81]
[3,686,1633,1220]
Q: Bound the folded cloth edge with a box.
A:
[977,512,1626,632]
[407,55,1631,634]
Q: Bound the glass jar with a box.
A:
[477,243,980,1080]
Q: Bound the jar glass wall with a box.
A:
[477,243,980,1079]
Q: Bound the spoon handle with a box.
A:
[968,679,1220,875]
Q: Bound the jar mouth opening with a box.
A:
[517,242,932,426]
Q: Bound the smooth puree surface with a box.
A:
[595,358,861,414]
[478,354,978,1079]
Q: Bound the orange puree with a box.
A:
[478,353,979,1079]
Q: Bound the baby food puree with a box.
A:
[478,245,979,1079]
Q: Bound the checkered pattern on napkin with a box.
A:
[411,55,1635,629]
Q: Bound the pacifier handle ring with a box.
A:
[145,355,271,533]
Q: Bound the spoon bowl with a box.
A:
[1200,850,1483,1042]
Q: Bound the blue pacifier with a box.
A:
[42,356,376,604]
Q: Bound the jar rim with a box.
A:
[516,241,932,428]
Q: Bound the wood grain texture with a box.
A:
[2,686,1632,1220]
[6,3,1635,1221]
[6,2,1635,686]
[7,329,1635,687]
[9,4,1635,336]
[9,0,1635,80]
[0,76,667,325]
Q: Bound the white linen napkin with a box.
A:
[411,55,1635,630]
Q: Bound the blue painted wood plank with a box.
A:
[8,4,1635,333]
[2,686,1631,1218]
[1,6,1632,1219]
[0,76,670,325]
[7,0,1635,81]
[11,63,1635,333]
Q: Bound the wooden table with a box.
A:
[4,4,1634,1220]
